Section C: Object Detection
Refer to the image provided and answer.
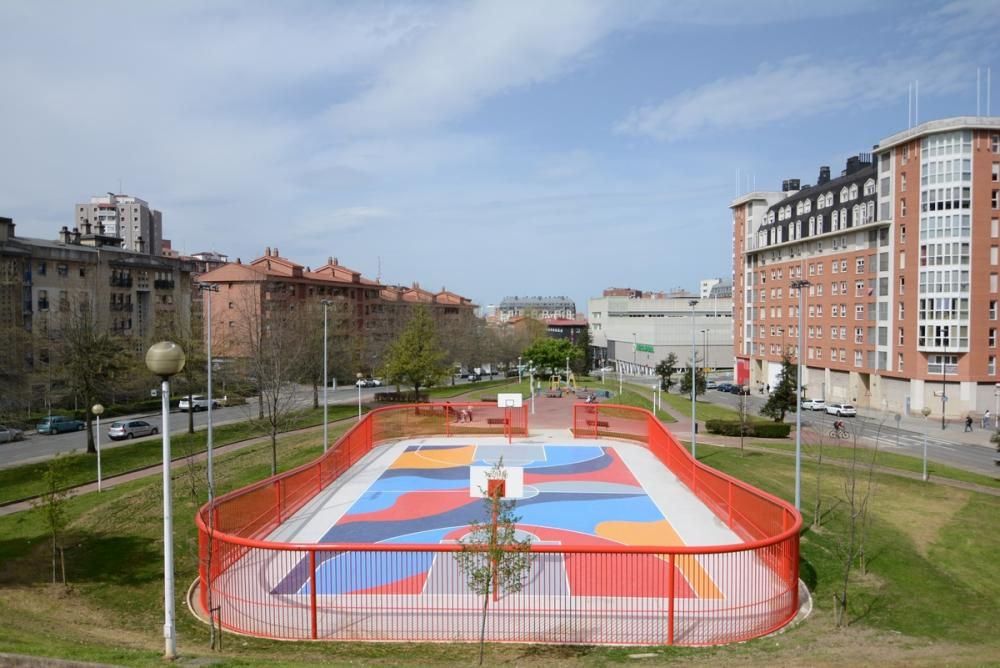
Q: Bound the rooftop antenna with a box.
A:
[377,256,382,283]
[915,79,919,125]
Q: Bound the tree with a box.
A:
[760,355,798,422]
[383,305,450,398]
[678,362,706,397]
[655,354,678,392]
[520,337,581,378]
[32,456,71,585]
[455,459,534,665]
[573,327,592,375]
[58,304,129,453]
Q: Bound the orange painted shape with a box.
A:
[389,445,476,469]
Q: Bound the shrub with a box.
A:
[704,419,791,438]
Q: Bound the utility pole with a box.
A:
[791,279,811,511]
[689,299,699,457]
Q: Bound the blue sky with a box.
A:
[2,0,999,313]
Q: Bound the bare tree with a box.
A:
[32,456,71,585]
[833,420,881,627]
[455,458,534,665]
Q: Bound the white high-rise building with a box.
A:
[75,193,162,255]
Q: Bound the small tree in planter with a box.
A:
[455,459,534,665]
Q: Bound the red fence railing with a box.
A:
[197,403,800,646]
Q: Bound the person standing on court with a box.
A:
[983,409,991,429]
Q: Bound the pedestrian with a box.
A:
[964,415,973,432]
[766,383,770,394]
[465,406,473,422]
[983,409,991,429]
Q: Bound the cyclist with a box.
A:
[833,420,845,434]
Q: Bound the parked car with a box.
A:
[716,383,734,393]
[369,378,383,387]
[706,380,718,390]
[825,403,857,417]
[729,385,751,395]
[108,420,158,441]
[800,398,827,411]
[0,425,25,443]
[178,395,219,412]
[36,415,85,434]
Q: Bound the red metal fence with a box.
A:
[197,403,800,646]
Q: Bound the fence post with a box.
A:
[727,481,733,528]
[309,550,318,640]
[274,480,282,525]
[667,552,675,645]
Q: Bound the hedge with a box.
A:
[704,419,791,438]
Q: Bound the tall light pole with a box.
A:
[92,403,104,492]
[356,372,363,420]
[791,279,811,511]
[198,282,219,498]
[145,341,186,660]
[321,299,333,452]
[529,360,535,415]
[632,332,637,375]
[689,299,699,456]
[518,356,522,384]
[994,383,1000,431]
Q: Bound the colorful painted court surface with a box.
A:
[275,444,723,600]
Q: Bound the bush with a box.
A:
[704,419,791,438]
[374,391,429,403]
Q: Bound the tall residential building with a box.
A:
[731,116,1000,417]
[497,296,576,322]
[75,193,162,255]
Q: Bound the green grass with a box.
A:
[426,377,516,398]
[2,409,999,664]
[658,390,742,421]
[744,439,1000,489]
[0,405,361,505]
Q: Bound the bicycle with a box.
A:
[829,427,850,439]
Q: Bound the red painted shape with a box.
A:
[352,570,428,595]
[523,448,639,487]
[339,489,472,525]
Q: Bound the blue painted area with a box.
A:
[301,551,435,595]
[347,490,406,514]
[524,446,603,469]
[517,495,663,533]
[367,473,468,491]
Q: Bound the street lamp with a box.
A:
[529,360,535,415]
[632,332,637,375]
[688,299,699,457]
[92,403,104,492]
[321,299,333,452]
[790,279,811,511]
[941,347,947,430]
[145,341,186,661]
[356,372,363,420]
[198,282,219,499]
[518,356,522,384]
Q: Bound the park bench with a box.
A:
[487,418,509,426]
[585,419,610,428]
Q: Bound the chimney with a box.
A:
[413,281,420,289]
[71,227,81,244]
[333,257,338,266]
[327,256,333,265]
[265,246,271,257]
[781,178,800,192]
[59,226,70,244]
[0,216,13,243]
[273,247,279,257]
[817,166,831,185]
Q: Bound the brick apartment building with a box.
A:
[198,247,476,373]
[731,115,1000,418]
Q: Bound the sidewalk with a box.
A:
[850,403,997,449]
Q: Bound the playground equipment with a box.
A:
[549,372,579,393]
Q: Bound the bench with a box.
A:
[545,390,562,398]
[487,418,509,426]
[585,419,610,428]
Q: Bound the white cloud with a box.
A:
[325,0,633,135]
[614,53,969,141]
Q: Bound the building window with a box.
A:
[898,327,904,345]
[899,302,905,320]
[994,190,1000,209]
[899,276,905,294]
[991,329,997,347]
[855,304,865,320]
[57,264,68,277]
[839,348,847,362]
[991,300,998,320]
[901,173,907,191]
[928,354,958,375]
[898,352,904,371]
[856,258,865,273]
[993,135,1000,153]
[993,219,999,238]
[854,350,863,367]
[993,273,999,293]
[900,198,907,216]
[841,259,848,272]
[993,162,1000,182]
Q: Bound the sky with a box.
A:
[2,0,1000,314]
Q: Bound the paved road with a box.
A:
[0,376,498,469]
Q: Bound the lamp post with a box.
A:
[356,372,363,420]
[791,279,811,511]
[700,329,708,377]
[198,282,219,498]
[321,299,333,452]
[689,299,698,456]
[145,341,186,660]
[529,361,535,415]
[518,356,522,384]
[92,403,104,492]
[632,332,637,375]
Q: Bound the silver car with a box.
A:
[0,425,24,443]
[108,419,159,440]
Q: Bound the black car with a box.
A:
[716,383,734,392]
[729,385,751,395]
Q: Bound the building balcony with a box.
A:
[110,276,133,288]
[154,279,175,290]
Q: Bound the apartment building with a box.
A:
[0,216,195,405]
[731,116,1000,417]
[75,193,163,255]
[589,287,733,375]
[497,296,576,322]
[199,248,476,372]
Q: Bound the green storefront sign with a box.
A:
[635,343,654,353]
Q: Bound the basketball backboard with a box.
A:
[496,393,523,408]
